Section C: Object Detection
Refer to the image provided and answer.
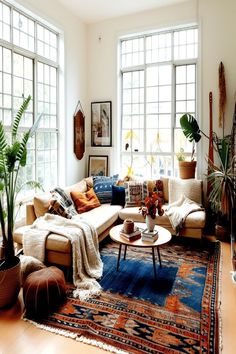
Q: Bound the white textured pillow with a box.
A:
[168,178,202,205]
[33,193,51,217]
[64,179,87,196]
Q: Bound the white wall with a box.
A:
[14,0,88,186]
[14,0,236,184]
[87,0,236,179]
[199,0,236,170]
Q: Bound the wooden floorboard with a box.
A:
[0,242,235,354]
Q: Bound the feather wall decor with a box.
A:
[219,61,226,130]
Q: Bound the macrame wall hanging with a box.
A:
[73,101,85,160]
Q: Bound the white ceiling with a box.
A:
[57,0,188,24]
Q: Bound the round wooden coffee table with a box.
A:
[109,223,172,279]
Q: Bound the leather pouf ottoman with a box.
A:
[23,266,66,319]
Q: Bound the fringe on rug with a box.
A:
[23,318,129,354]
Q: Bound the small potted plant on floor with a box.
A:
[0,95,42,308]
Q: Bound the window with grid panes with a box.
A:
[120,26,198,178]
[0,0,59,199]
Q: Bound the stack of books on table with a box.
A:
[141,229,159,243]
[119,226,142,241]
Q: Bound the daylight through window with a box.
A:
[120,26,198,178]
[0,0,59,198]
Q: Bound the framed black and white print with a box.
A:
[91,101,112,146]
[88,155,108,176]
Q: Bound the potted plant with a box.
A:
[178,114,203,179]
[207,135,235,240]
[179,113,235,238]
[0,95,42,308]
[176,147,197,179]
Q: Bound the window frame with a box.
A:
[0,0,60,201]
[119,25,198,178]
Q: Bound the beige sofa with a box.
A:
[13,179,123,268]
[119,177,206,239]
[13,177,205,269]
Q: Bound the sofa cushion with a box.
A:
[33,193,51,217]
[111,185,125,207]
[118,206,205,229]
[48,187,77,218]
[64,179,87,196]
[160,176,169,203]
[93,175,119,204]
[80,204,122,236]
[168,178,202,205]
[124,180,148,207]
[71,188,101,213]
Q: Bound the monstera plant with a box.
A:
[0,95,42,307]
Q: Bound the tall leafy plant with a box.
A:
[179,113,235,224]
[0,95,42,267]
[207,135,235,220]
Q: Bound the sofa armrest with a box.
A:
[26,202,37,225]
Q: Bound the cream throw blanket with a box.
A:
[23,213,103,300]
[165,195,204,234]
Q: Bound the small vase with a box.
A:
[145,215,155,232]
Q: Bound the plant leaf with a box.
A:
[12,95,31,141]
[16,131,30,163]
[16,180,44,195]
[180,114,201,143]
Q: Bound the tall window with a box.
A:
[0,0,59,197]
[120,26,198,178]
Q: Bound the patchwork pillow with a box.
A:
[154,179,165,205]
[93,175,119,204]
[71,188,101,214]
[111,185,126,207]
[48,187,77,218]
[124,181,148,207]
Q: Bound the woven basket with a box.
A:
[0,256,21,308]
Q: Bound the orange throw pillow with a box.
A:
[70,188,101,214]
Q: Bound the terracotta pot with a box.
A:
[215,224,228,241]
[145,215,155,232]
[0,256,21,308]
[179,161,196,179]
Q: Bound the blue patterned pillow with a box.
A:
[93,175,119,204]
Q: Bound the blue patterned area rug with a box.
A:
[27,239,221,354]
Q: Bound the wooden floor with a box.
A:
[0,241,235,354]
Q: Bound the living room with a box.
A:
[0,0,236,353]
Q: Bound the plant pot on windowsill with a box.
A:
[178,160,196,179]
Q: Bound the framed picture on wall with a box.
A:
[88,155,108,176]
[91,101,112,146]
